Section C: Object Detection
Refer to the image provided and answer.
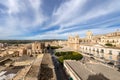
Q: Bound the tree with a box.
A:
[105,43,113,47]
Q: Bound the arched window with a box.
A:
[93,48,95,52]
[113,40,115,43]
[35,52,37,54]
[109,50,112,55]
[36,46,39,49]
[96,49,99,53]
[101,49,104,53]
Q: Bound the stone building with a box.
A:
[27,41,45,56]
[67,35,80,50]
[80,44,120,66]
[94,29,120,46]
[32,41,45,54]
[67,29,120,66]
[86,30,93,39]
[68,29,120,49]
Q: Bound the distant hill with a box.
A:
[0,39,66,44]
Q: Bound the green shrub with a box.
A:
[50,46,62,49]
[105,43,113,46]
[56,51,83,64]
[58,56,64,63]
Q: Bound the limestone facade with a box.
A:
[80,45,120,65]
[67,30,120,49]
[27,41,45,56]
[67,30,120,66]
[67,35,80,50]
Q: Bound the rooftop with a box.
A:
[64,60,120,80]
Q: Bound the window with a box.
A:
[109,50,112,55]
[109,56,112,60]
[101,49,104,53]
[117,52,120,61]
[118,52,120,56]
[113,40,115,43]
[36,46,39,49]
[89,48,91,51]
[97,49,99,53]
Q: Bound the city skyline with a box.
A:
[0,0,120,40]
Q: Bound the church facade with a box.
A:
[67,29,120,49]
[67,30,120,66]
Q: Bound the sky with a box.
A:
[0,0,120,40]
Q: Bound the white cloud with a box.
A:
[24,27,120,40]
[62,2,120,28]
[7,0,47,28]
[29,0,47,27]
[0,0,120,39]
[0,0,47,39]
[39,0,120,39]
[49,0,120,29]
[51,0,87,27]
[7,0,20,14]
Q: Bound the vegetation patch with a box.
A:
[105,43,113,47]
[50,46,62,49]
[55,51,83,64]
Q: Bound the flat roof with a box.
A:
[64,60,120,80]
[13,54,44,80]
[64,60,94,80]
[25,54,44,79]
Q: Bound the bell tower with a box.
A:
[86,30,93,39]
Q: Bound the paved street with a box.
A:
[49,49,68,80]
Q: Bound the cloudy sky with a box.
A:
[0,0,120,40]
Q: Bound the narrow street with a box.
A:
[48,49,68,80]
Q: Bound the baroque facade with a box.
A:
[67,30,120,66]
[68,29,120,49]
